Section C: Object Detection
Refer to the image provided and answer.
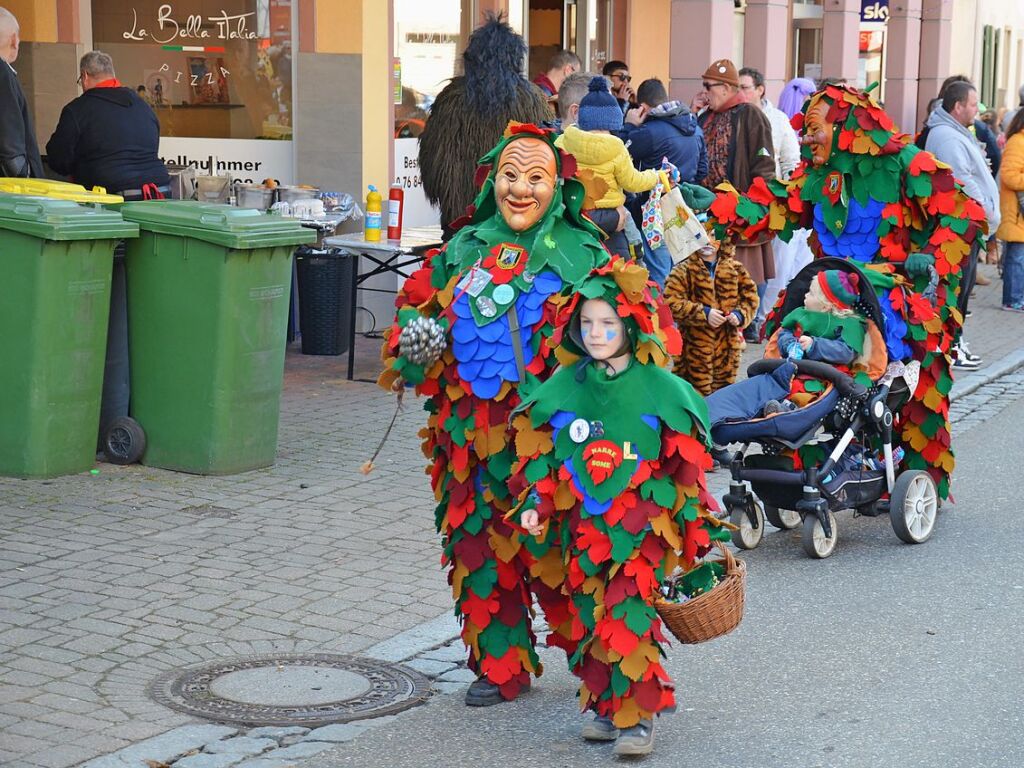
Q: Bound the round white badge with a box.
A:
[718,65,726,73]
[568,418,591,443]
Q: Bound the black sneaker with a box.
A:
[710,446,734,467]
[465,677,528,706]
[743,324,760,343]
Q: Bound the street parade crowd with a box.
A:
[375,14,1003,760]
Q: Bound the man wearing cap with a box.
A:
[693,58,776,341]
[0,6,43,177]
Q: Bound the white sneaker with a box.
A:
[613,718,654,756]
[957,341,982,363]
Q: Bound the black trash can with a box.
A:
[295,246,354,356]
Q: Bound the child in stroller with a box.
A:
[704,258,937,558]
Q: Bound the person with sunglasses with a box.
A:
[602,60,636,112]
[693,58,777,343]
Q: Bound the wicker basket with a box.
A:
[655,543,746,644]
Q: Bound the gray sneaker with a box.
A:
[581,714,619,742]
[613,718,654,756]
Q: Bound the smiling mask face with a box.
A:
[494,137,557,232]
[803,99,835,167]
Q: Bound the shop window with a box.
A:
[91,0,293,140]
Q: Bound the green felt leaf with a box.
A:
[611,595,655,636]
[905,172,932,199]
[935,369,953,396]
[572,592,598,632]
[577,549,601,577]
[817,197,848,238]
[525,457,551,483]
[907,322,927,341]
[609,525,643,564]
[677,495,700,523]
[477,621,511,658]
[464,560,498,599]
[804,379,825,393]
[735,196,767,224]
[920,411,947,438]
[708,525,731,542]
[948,216,970,235]
[461,504,486,536]
[610,665,632,696]
[678,561,724,597]
[640,476,677,508]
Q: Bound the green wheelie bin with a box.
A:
[0,194,138,478]
[117,201,315,474]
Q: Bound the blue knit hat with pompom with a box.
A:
[577,76,623,131]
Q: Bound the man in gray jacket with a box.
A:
[925,80,1000,370]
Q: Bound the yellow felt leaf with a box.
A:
[902,423,929,452]
[851,134,877,155]
[436,274,460,309]
[451,562,469,600]
[555,345,581,367]
[939,450,955,472]
[612,258,649,303]
[768,202,789,232]
[619,641,660,681]
[489,529,521,563]
[581,575,604,595]
[513,415,553,458]
[589,637,610,663]
[611,697,643,728]
[532,549,567,589]
[922,386,944,411]
[464,623,480,656]
[554,480,576,510]
[650,511,683,550]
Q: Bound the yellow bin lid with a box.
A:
[0,177,123,204]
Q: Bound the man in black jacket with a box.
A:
[0,7,43,177]
[46,51,169,197]
[620,78,707,182]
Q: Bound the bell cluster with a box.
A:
[399,315,447,367]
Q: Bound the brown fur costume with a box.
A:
[664,246,759,395]
[418,14,551,239]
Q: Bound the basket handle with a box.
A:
[715,541,738,575]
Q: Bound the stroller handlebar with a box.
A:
[747,358,869,399]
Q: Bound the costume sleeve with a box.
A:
[806,336,856,365]
[45,105,79,178]
[777,328,797,355]
[663,265,706,326]
[614,148,660,193]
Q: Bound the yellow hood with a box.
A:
[556,125,624,165]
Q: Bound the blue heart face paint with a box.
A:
[605,329,618,341]
[580,299,627,368]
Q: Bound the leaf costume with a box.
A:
[510,262,727,728]
[708,84,986,498]
[379,124,611,701]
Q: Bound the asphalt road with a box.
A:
[322,392,1024,768]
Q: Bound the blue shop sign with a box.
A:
[861,0,889,24]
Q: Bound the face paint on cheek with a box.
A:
[605,330,618,341]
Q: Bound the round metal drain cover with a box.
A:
[148,653,431,727]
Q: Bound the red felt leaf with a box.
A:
[576,520,613,564]
[908,151,937,176]
[480,647,522,685]
[597,616,640,657]
[583,440,623,485]
[605,571,639,606]
[624,556,659,598]
[747,176,776,205]
[462,592,500,627]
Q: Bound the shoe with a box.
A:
[613,718,654,756]
[1002,303,1024,312]
[956,342,981,363]
[952,355,980,372]
[581,715,619,742]
[710,446,734,467]
[743,325,760,343]
[465,677,528,706]
[965,310,973,318]
[763,399,783,416]
[975,272,991,286]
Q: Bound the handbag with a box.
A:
[641,181,666,251]
[660,183,711,264]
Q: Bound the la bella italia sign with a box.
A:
[123,4,259,44]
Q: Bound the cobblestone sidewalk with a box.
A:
[0,265,1020,768]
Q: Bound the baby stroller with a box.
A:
[708,258,938,558]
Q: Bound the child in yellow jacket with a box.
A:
[556,77,661,257]
[664,235,759,396]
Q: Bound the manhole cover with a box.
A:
[148,653,431,727]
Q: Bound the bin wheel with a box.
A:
[104,417,146,465]
[889,470,938,544]
[801,510,838,559]
[729,500,764,550]
[764,504,800,530]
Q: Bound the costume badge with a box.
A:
[476,295,497,318]
[568,418,591,443]
[496,244,525,270]
[623,441,637,460]
[521,270,536,284]
[457,268,493,297]
[492,284,515,305]
[583,440,623,484]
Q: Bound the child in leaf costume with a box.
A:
[513,259,727,756]
[708,84,987,498]
[379,123,612,707]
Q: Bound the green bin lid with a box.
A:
[0,193,138,240]
[118,200,316,249]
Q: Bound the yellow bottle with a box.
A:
[365,185,382,242]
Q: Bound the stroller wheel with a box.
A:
[729,500,765,550]
[764,505,800,530]
[801,511,838,558]
[103,416,146,465]
[889,470,938,544]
